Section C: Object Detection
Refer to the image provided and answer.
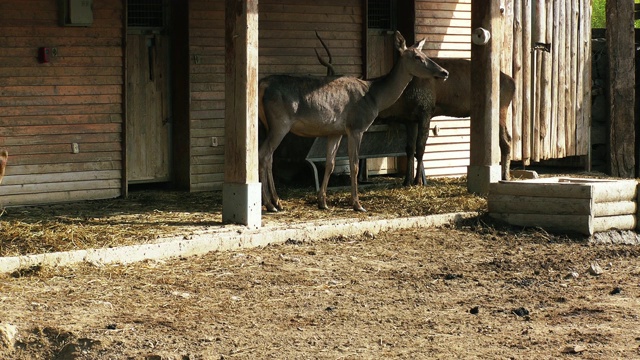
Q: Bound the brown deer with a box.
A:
[316,38,515,185]
[259,31,449,212]
[0,150,8,184]
[380,61,515,185]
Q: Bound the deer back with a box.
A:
[259,74,377,136]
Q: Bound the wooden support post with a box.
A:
[606,0,636,178]
[222,0,261,228]
[468,0,502,194]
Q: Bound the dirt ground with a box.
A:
[2,175,639,359]
[1,218,640,359]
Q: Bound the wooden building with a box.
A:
[0,0,593,208]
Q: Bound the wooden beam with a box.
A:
[222,0,261,228]
[171,0,191,190]
[606,0,636,178]
[468,0,502,194]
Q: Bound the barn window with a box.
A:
[128,0,165,29]
[368,0,396,30]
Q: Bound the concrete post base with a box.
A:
[467,165,501,195]
[222,182,261,229]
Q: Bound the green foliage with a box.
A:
[592,0,606,28]
[592,0,640,29]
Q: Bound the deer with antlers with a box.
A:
[258,31,449,212]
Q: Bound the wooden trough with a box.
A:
[489,178,639,236]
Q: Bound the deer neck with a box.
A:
[368,62,414,111]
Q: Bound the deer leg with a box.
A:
[266,153,283,211]
[259,128,289,212]
[499,107,512,181]
[347,131,366,212]
[0,149,7,185]
[403,121,418,187]
[318,135,342,210]
[413,111,433,186]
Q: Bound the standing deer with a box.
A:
[0,150,8,184]
[380,61,516,185]
[259,31,449,212]
[316,38,516,185]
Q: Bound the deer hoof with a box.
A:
[265,204,279,213]
[318,195,329,210]
[353,205,367,212]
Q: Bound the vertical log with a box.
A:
[557,1,572,158]
[512,0,523,161]
[468,0,502,194]
[521,0,532,165]
[556,0,566,158]
[550,0,560,158]
[502,0,514,156]
[532,0,545,162]
[538,0,557,159]
[566,0,578,156]
[576,0,592,160]
[222,0,261,228]
[606,0,635,178]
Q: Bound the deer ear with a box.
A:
[414,38,426,51]
[394,31,407,51]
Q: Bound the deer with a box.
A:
[0,150,8,184]
[381,62,516,185]
[259,31,449,212]
[316,36,516,185]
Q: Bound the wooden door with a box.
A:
[126,33,171,183]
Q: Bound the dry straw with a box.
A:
[0,177,485,257]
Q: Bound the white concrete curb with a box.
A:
[0,212,477,274]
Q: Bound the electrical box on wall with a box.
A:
[38,47,51,63]
[59,0,93,27]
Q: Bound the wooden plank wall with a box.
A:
[415,0,471,59]
[188,0,226,191]
[188,0,363,192]
[414,0,471,178]
[0,0,123,206]
[259,0,363,78]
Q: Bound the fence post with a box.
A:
[606,0,636,178]
[222,0,261,228]
[468,0,503,194]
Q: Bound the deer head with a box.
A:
[394,31,449,81]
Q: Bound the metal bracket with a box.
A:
[533,42,551,53]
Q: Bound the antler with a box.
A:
[314,31,336,76]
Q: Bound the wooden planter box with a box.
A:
[488,178,639,235]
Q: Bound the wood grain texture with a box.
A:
[0,0,123,205]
